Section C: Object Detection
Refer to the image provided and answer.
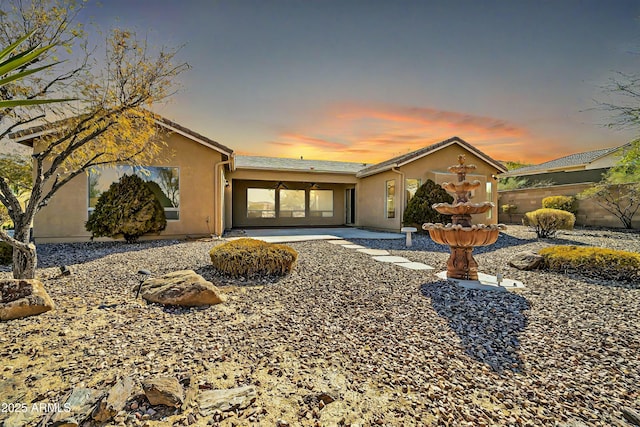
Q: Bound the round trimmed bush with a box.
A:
[209,238,298,277]
[539,245,640,282]
[523,208,575,238]
[542,195,578,215]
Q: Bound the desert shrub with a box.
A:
[403,179,454,228]
[522,208,575,238]
[501,204,517,214]
[85,174,167,243]
[542,195,578,215]
[539,245,640,282]
[209,238,298,277]
[0,241,12,265]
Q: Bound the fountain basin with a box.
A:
[432,202,494,216]
[441,180,481,193]
[422,223,506,247]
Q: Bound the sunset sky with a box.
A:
[83,0,640,164]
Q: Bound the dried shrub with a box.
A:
[523,208,575,238]
[539,245,640,282]
[542,195,578,215]
[501,204,517,214]
[0,241,12,265]
[209,238,298,277]
[85,174,167,243]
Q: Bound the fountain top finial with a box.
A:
[448,153,476,182]
[458,154,465,165]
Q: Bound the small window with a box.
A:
[405,179,421,206]
[279,189,306,218]
[386,180,395,219]
[310,190,333,217]
[247,188,276,218]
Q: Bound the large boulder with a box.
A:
[509,251,544,271]
[0,279,55,321]
[137,270,225,306]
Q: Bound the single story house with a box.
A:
[10,116,507,243]
[497,143,639,228]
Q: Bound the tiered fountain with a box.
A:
[423,154,506,280]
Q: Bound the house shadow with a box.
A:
[36,239,185,268]
[420,281,530,373]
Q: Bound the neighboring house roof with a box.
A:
[7,112,234,158]
[356,136,507,178]
[235,155,368,174]
[500,143,629,177]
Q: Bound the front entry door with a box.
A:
[345,188,355,225]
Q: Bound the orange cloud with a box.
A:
[262,103,551,163]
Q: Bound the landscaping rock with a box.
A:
[622,406,640,426]
[199,386,257,414]
[509,250,544,270]
[137,270,224,306]
[142,377,184,408]
[92,376,135,421]
[0,279,55,321]
[51,388,105,426]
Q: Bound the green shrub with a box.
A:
[403,179,454,228]
[522,208,575,238]
[0,241,12,265]
[85,174,167,243]
[209,238,298,277]
[539,245,640,282]
[542,195,578,215]
[501,204,517,214]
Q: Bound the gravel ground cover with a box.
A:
[1,225,639,426]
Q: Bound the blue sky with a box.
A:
[81,0,640,163]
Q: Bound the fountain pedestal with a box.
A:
[423,154,506,280]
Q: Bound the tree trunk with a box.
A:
[12,224,37,279]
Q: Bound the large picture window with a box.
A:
[279,189,306,218]
[405,178,421,205]
[247,188,276,218]
[89,166,180,220]
[310,190,333,217]
[386,180,395,219]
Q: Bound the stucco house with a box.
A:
[10,117,507,243]
[497,143,639,228]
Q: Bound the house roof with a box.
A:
[235,155,367,174]
[500,143,629,177]
[7,112,234,158]
[355,136,507,178]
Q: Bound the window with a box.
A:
[88,166,180,220]
[486,182,493,219]
[386,180,395,219]
[247,188,276,218]
[310,190,333,217]
[279,189,306,217]
[405,179,421,206]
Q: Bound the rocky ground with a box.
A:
[1,225,639,427]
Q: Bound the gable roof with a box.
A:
[500,143,629,177]
[356,136,507,178]
[7,113,234,158]
[235,155,367,174]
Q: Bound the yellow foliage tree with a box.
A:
[0,1,189,278]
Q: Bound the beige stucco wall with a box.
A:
[33,132,224,243]
[498,183,640,229]
[357,144,502,231]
